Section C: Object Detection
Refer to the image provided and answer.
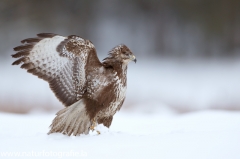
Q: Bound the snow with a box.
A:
[1,110,240,159]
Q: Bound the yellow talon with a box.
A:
[90,119,101,134]
[90,119,96,131]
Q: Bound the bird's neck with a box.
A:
[114,62,127,76]
[113,62,128,86]
[103,60,128,85]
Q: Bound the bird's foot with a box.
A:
[90,120,96,131]
[90,118,101,135]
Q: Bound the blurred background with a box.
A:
[1,0,240,114]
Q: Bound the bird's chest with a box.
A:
[113,80,127,103]
[98,75,127,117]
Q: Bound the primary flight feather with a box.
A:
[12,33,136,136]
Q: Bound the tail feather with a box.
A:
[65,115,79,135]
[48,99,91,136]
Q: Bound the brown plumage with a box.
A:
[12,33,136,136]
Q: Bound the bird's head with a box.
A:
[103,44,136,67]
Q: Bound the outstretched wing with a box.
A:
[12,33,102,106]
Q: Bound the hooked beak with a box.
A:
[131,55,137,63]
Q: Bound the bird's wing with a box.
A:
[12,33,102,106]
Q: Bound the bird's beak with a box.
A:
[131,55,137,63]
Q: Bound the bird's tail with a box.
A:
[48,99,91,136]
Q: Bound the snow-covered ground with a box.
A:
[1,110,240,159]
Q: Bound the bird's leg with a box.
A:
[90,118,96,131]
[90,118,101,134]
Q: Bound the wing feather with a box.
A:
[12,33,102,106]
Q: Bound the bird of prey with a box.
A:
[12,33,136,136]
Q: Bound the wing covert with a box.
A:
[12,33,102,106]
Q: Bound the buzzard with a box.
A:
[12,33,136,136]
